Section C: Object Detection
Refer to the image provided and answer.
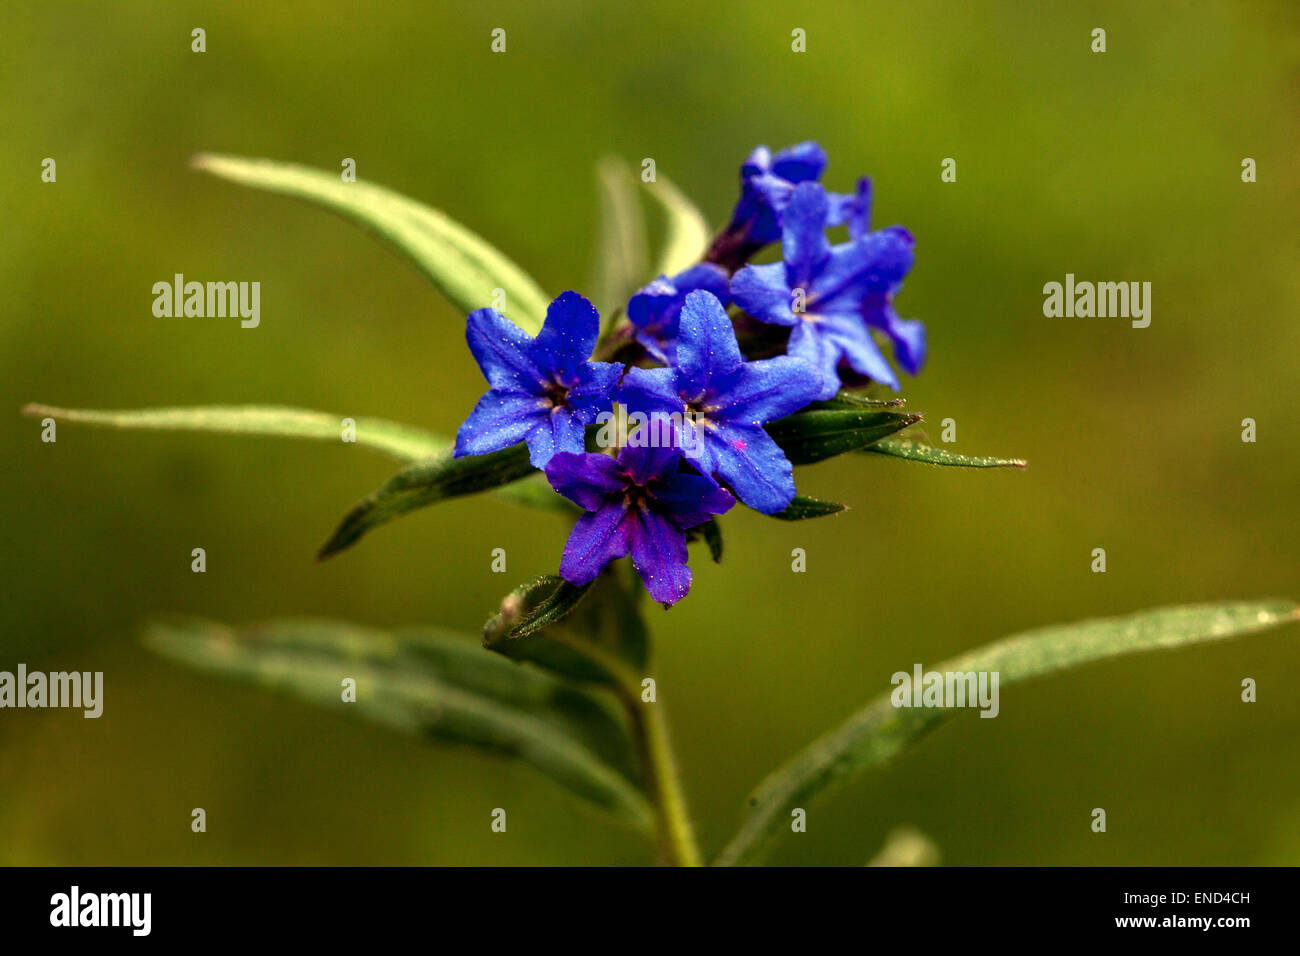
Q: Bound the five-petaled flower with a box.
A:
[544,438,735,606]
[708,141,868,271]
[730,181,923,399]
[618,290,823,515]
[454,291,622,468]
[626,262,729,364]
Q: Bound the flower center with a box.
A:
[543,379,571,408]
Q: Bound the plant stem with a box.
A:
[626,692,703,866]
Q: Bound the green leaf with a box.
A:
[192,153,551,334]
[318,443,537,558]
[765,407,921,465]
[643,172,710,277]
[864,437,1027,469]
[144,617,652,828]
[594,156,649,324]
[697,518,724,563]
[769,495,848,521]
[22,403,444,463]
[484,571,648,690]
[25,403,571,517]
[717,599,1299,865]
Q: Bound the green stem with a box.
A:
[625,691,703,866]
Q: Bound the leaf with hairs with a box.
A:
[192,153,551,333]
[717,600,1299,865]
[144,617,652,827]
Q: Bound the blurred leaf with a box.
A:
[697,518,724,562]
[484,571,647,690]
[192,153,551,334]
[22,403,443,462]
[766,407,920,465]
[643,172,710,277]
[769,495,847,521]
[864,437,1027,469]
[717,599,1300,865]
[318,444,536,558]
[144,617,652,828]
[25,403,571,518]
[594,156,649,324]
[866,825,941,867]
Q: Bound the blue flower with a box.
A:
[626,262,730,364]
[730,181,923,399]
[618,290,823,515]
[707,141,868,270]
[545,439,734,606]
[454,292,622,468]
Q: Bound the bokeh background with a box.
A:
[3,0,1298,865]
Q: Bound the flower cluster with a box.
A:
[454,142,925,605]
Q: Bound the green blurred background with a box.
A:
[3,0,1298,865]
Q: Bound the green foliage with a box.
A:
[865,437,1027,469]
[192,153,552,333]
[769,495,848,521]
[483,571,648,690]
[317,444,538,558]
[22,403,444,462]
[766,405,920,465]
[144,617,653,828]
[717,600,1300,865]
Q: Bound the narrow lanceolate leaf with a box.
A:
[717,600,1299,866]
[25,402,568,515]
[594,156,649,324]
[769,495,848,521]
[484,571,648,690]
[864,437,1027,469]
[192,153,551,334]
[318,444,536,558]
[696,518,724,563]
[144,617,652,828]
[643,172,710,277]
[22,403,445,463]
[765,407,920,465]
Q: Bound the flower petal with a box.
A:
[568,361,622,420]
[545,451,625,511]
[524,406,587,467]
[786,320,845,400]
[530,291,601,380]
[710,356,823,425]
[653,471,735,528]
[466,308,545,393]
[628,508,692,606]
[769,141,828,184]
[619,365,683,418]
[675,290,743,397]
[730,261,797,327]
[453,389,546,458]
[559,504,634,586]
[781,182,833,287]
[821,315,901,391]
[704,421,797,515]
[864,296,926,375]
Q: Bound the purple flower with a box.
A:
[544,441,735,606]
[730,181,923,399]
[627,262,729,364]
[618,290,822,515]
[454,292,622,469]
[707,141,868,271]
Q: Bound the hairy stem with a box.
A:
[624,691,703,866]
